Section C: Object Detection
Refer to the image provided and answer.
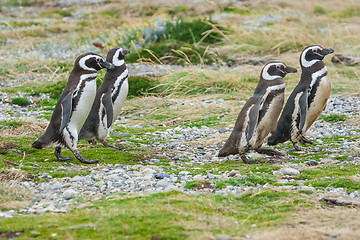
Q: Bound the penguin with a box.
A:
[218,61,297,164]
[32,52,114,164]
[268,45,334,150]
[79,47,130,149]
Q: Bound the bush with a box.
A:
[128,76,159,97]
[11,97,29,106]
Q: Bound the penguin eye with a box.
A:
[312,49,317,53]
[276,65,280,69]
[95,57,101,63]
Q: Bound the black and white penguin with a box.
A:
[218,61,297,164]
[79,47,130,149]
[268,45,334,150]
[32,53,114,164]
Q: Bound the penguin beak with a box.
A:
[100,61,115,70]
[284,66,297,73]
[320,48,334,56]
[123,49,130,55]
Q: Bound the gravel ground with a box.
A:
[0,95,359,217]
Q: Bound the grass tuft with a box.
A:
[321,114,348,122]
[11,97,30,106]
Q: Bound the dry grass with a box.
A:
[0,169,32,210]
[250,206,360,240]
[0,119,47,138]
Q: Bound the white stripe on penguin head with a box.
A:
[262,62,283,81]
[79,54,102,71]
[112,48,125,67]
[301,46,322,68]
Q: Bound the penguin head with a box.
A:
[261,61,297,80]
[107,47,130,67]
[77,53,114,71]
[300,45,334,67]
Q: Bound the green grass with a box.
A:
[0,120,23,129]
[333,8,360,18]
[0,136,159,178]
[313,6,326,15]
[11,97,30,106]
[0,190,311,239]
[321,114,348,122]
[215,174,277,189]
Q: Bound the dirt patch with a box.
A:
[0,143,16,154]
[250,207,360,240]
[0,230,25,240]
[196,181,214,190]
[0,120,47,138]
[0,169,34,182]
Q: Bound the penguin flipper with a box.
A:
[102,92,114,128]
[60,91,74,132]
[246,99,262,142]
[299,90,308,133]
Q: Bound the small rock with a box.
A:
[279,168,300,176]
[156,179,173,189]
[228,170,240,177]
[30,231,40,237]
[111,132,130,137]
[164,185,179,192]
[154,173,170,179]
[63,189,78,197]
[305,160,319,166]
[215,234,231,240]
[218,128,226,133]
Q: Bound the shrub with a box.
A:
[11,97,29,106]
[313,6,326,15]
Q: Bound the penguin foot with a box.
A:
[72,150,98,164]
[292,142,302,151]
[240,155,260,164]
[88,140,97,145]
[299,136,313,145]
[101,140,123,151]
[54,147,72,161]
[255,148,282,156]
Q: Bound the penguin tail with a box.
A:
[32,136,48,149]
[267,131,284,146]
[218,142,239,157]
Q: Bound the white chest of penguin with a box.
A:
[111,74,129,123]
[68,80,97,133]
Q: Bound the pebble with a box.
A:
[278,168,300,176]
[305,160,319,166]
[215,235,231,240]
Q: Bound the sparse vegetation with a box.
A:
[321,114,348,122]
